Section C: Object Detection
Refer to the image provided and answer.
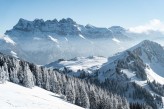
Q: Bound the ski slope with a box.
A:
[0,82,83,109]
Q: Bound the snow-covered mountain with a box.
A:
[46,40,164,109]
[45,40,164,82]
[45,56,108,77]
[0,35,29,59]
[109,26,128,39]
[98,40,164,81]
[6,18,80,37]
[2,18,134,65]
[5,18,128,39]
[0,35,17,55]
[97,40,164,108]
[46,40,164,80]
[2,18,164,65]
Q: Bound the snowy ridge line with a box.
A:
[93,40,164,109]
[6,18,128,39]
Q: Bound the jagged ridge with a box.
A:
[5,18,128,39]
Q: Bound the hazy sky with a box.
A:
[0,0,164,34]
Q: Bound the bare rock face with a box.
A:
[5,18,128,39]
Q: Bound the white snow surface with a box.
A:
[10,51,18,58]
[130,40,164,77]
[48,35,59,43]
[145,67,164,85]
[121,68,164,85]
[79,34,86,39]
[121,68,164,108]
[77,26,81,31]
[47,56,107,73]
[0,82,83,109]
[112,38,120,43]
[0,36,16,45]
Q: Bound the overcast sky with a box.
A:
[0,0,164,34]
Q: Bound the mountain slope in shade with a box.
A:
[5,18,128,39]
[0,82,83,109]
[97,40,164,108]
[98,40,164,81]
[130,40,164,77]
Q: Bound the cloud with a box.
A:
[128,19,164,34]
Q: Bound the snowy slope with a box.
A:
[130,40,164,77]
[0,82,83,109]
[0,35,29,60]
[46,56,107,76]
[0,36,16,45]
[121,40,164,85]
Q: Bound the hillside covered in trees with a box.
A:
[0,52,130,109]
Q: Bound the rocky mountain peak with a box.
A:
[109,26,125,31]
[13,18,31,31]
[85,24,96,28]
[131,40,164,55]
[128,40,164,68]
[5,18,129,39]
[59,18,76,24]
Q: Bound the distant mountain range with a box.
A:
[0,18,130,64]
[5,18,128,39]
[1,18,163,65]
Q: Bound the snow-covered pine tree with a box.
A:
[22,63,34,88]
[75,82,90,108]
[0,66,6,83]
[65,80,75,103]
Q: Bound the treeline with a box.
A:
[89,78,161,109]
[148,80,164,96]
[130,103,153,109]
[132,82,162,109]
[116,51,147,80]
[0,53,130,109]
